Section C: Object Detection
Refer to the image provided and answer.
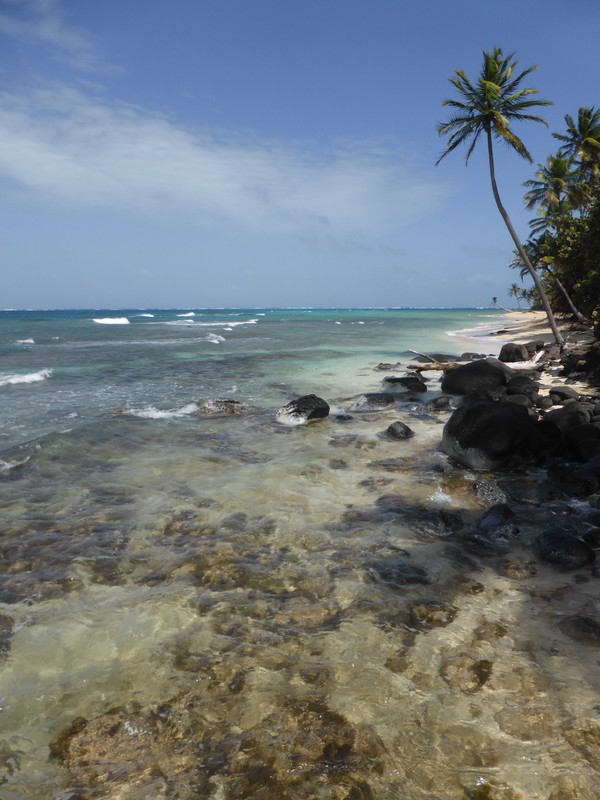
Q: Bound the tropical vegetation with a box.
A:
[437,48,600,343]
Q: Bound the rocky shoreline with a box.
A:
[42,312,600,800]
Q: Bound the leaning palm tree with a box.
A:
[436,46,565,347]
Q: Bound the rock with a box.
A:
[196,398,255,415]
[426,395,452,412]
[442,401,535,470]
[276,394,330,425]
[382,421,415,440]
[562,718,600,771]
[535,530,596,569]
[350,392,396,412]
[543,403,592,431]
[440,654,493,692]
[463,524,519,555]
[441,358,514,395]
[368,557,430,588]
[499,342,530,363]
[477,503,517,529]
[407,600,458,628]
[559,614,600,646]
[0,614,14,660]
[505,375,539,397]
[382,375,427,393]
[495,703,555,740]
[548,385,581,402]
[565,423,600,461]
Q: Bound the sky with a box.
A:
[1,0,599,309]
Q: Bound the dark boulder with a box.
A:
[506,375,540,398]
[535,530,596,570]
[276,394,330,425]
[463,503,520,554]
[499,342,530,363]
[442,401,535,470]
[543,403,592,431]
[548,385,581,402]
[426,395,453,412]
[565,424,600,462]
[441,358,514,395]
[382,375,427,393]
[382,421,415,440]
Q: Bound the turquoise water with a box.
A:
[1,308,598,799]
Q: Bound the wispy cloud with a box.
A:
[0,0,114,72]
[0,84,450,245]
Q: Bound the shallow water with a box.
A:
[1,309,599,799]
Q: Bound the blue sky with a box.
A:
[1,0,598,309]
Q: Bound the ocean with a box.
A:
[1,308,598,799]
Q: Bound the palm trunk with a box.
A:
[550,271,588,323]
[486,128,565,348]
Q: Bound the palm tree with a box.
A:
[436,46,565,347]
[523,152,581,224]
[508,282,523,309]
[553,106,600,180]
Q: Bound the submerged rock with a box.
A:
[559,614,600,646]
[196,398,256,415]
[536,530,596,570]
[350,392,396,412]
[368,557,430,588]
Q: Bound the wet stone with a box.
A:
[562,717,600,771]
[536,530,596,570]
[501,561,538,579]
[367,557,430,588]
[494,703,555,740]
[440,654,493,692]
[558,614,600,646]
[381,420,415,440]
[0,614,14,660]
[407,599,458,629]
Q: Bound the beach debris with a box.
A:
[276,393,330,425]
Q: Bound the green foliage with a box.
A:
[522,104,600,324]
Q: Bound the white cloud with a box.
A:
[0,0,112,72]
[0,84,450,244]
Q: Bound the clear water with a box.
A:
[1,308,598,799]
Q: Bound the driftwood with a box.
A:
[407,361,460,373]
[405,350,460,373]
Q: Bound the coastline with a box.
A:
[445,309,554,356]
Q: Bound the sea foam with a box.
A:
[0,368,52,386]
[93,317,130,325]
[128,402,198,420]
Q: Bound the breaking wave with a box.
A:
[0,368,53,386]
